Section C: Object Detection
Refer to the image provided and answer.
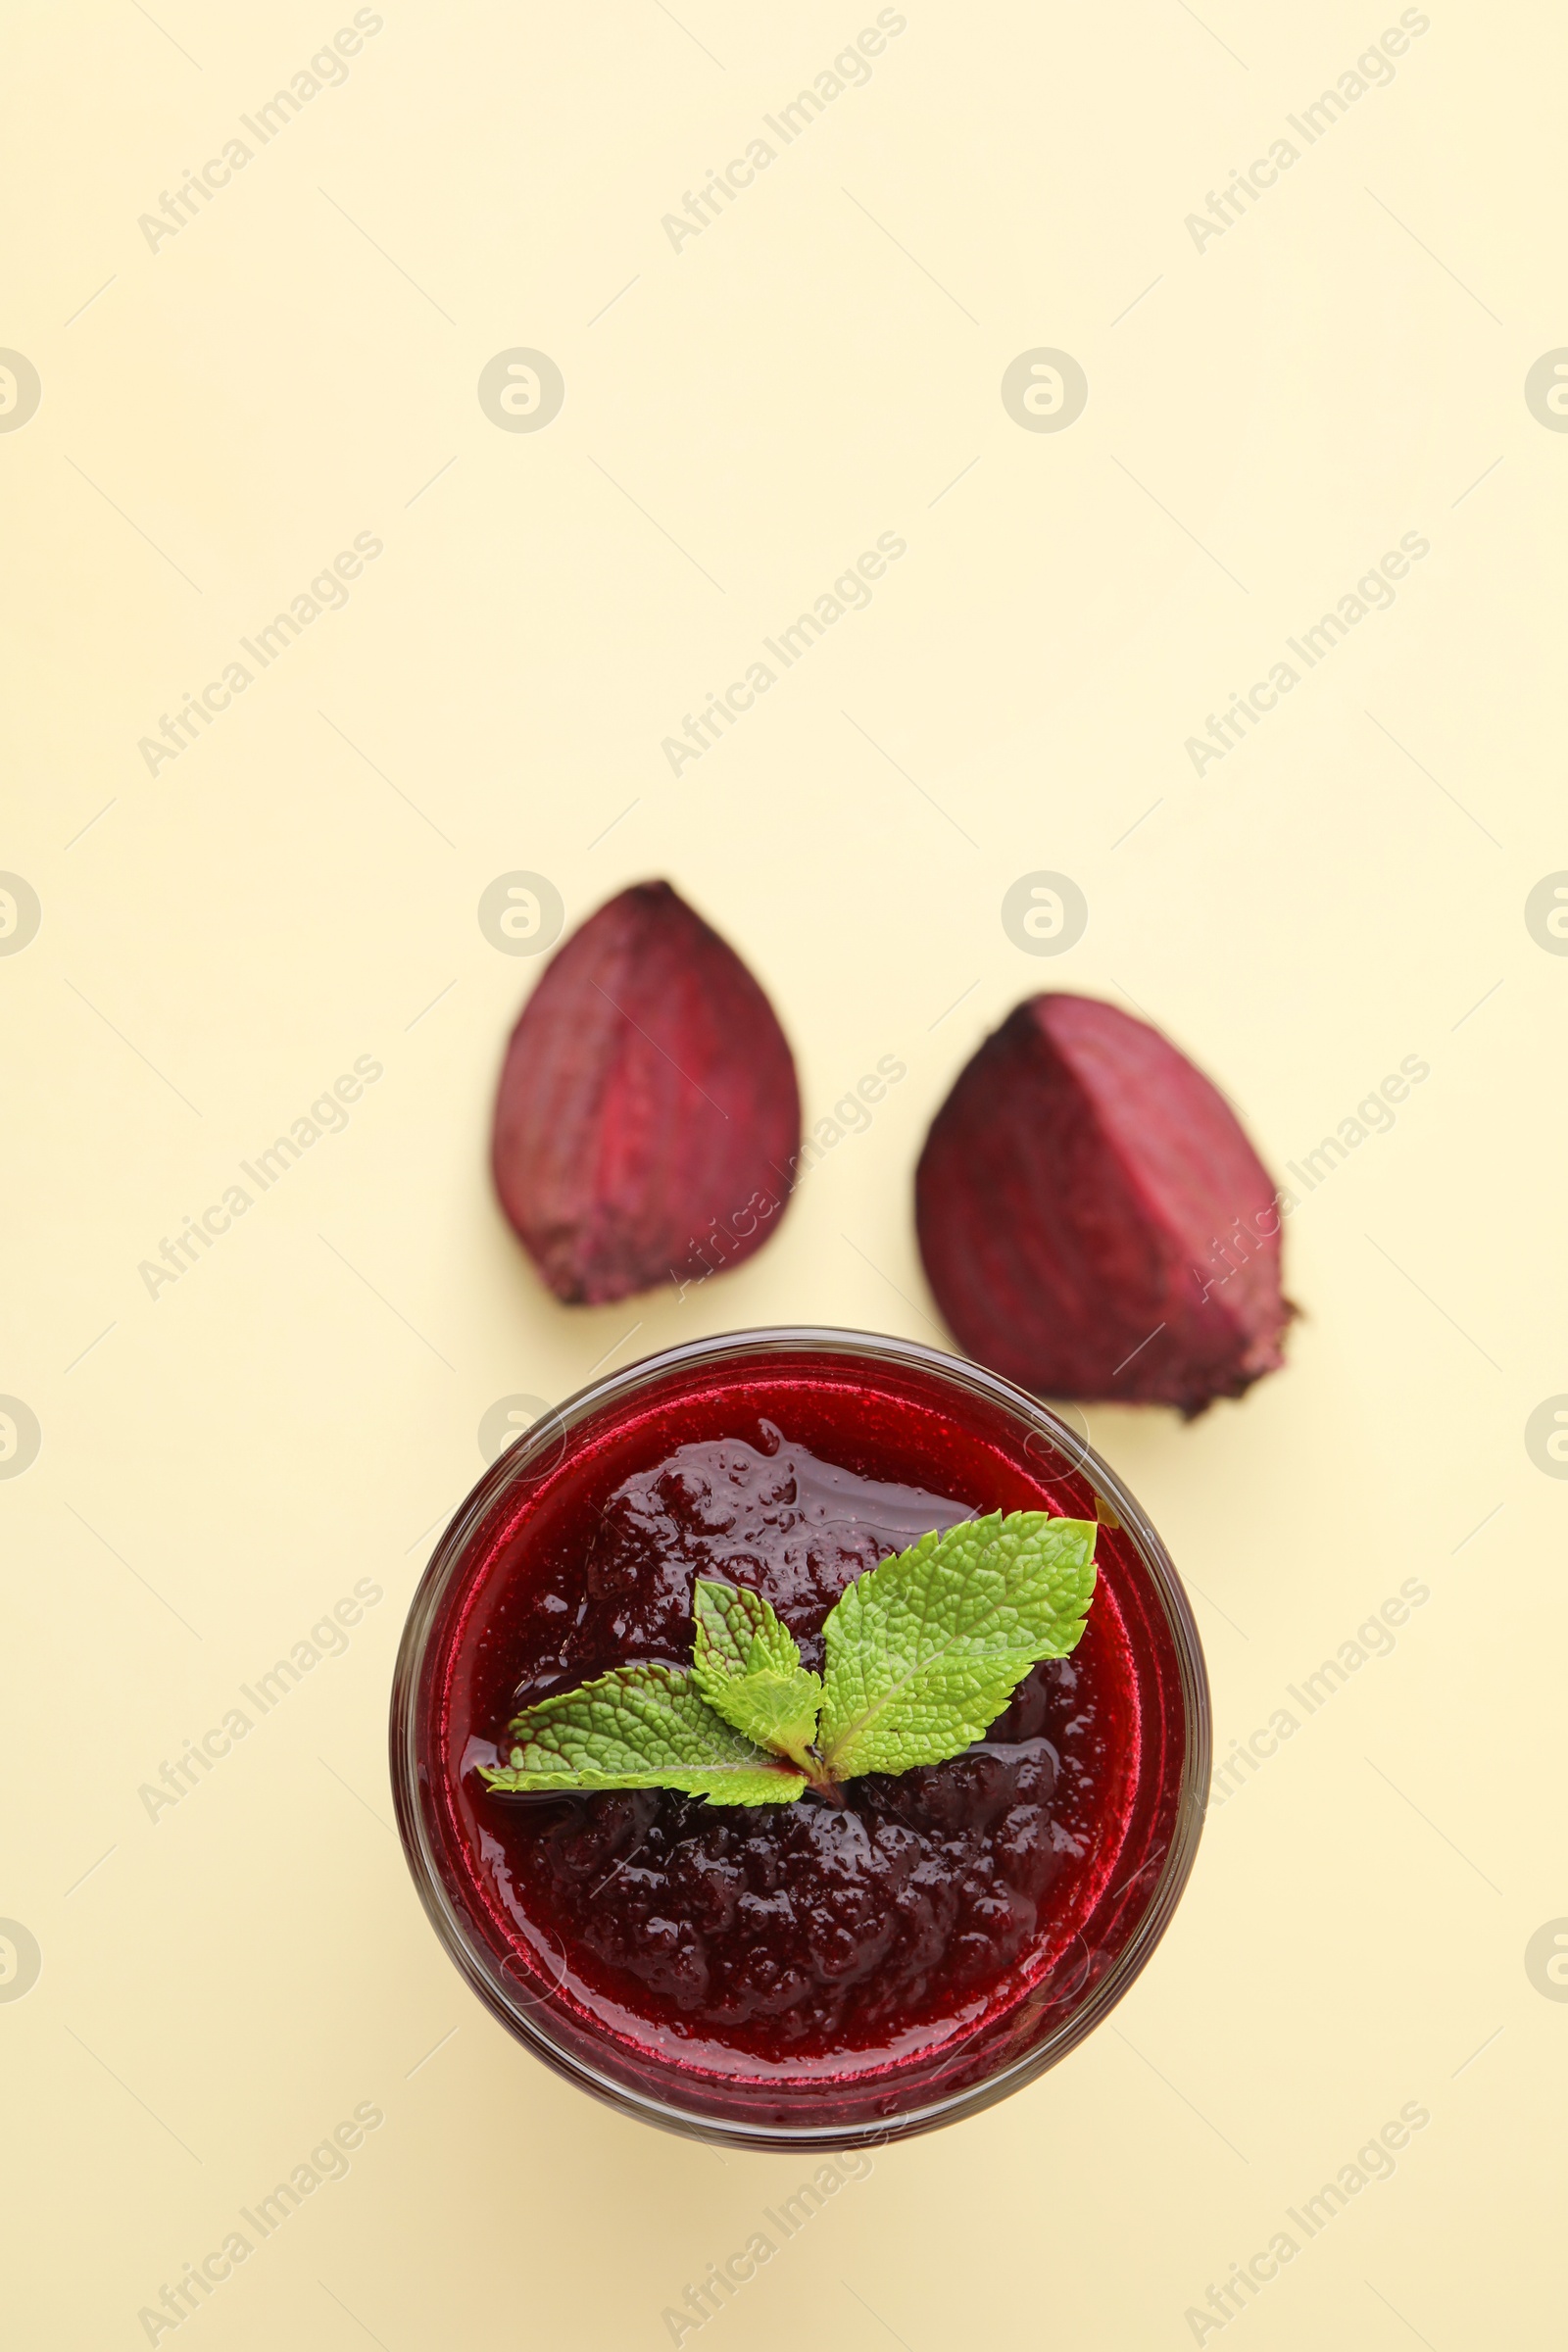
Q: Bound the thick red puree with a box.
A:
[423,1355,1180,2122]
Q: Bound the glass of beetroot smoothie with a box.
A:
[390,1329,1209,2147]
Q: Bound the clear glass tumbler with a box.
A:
[390,1328,1210,2148]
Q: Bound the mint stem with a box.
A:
[795,1750,846,1805]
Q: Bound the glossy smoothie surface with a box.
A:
[432,1361,1152,2096]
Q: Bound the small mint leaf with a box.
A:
[817,1511,1098,1781]
[479,1661,805,1806]
[690,1579,823,1766]
[692,1577,800,1683]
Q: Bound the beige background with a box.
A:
[4,1,1564,2343]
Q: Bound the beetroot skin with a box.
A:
[915,995,1292,1414]
[492,881,802,1305]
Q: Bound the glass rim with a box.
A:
[390,1323,1212,2149]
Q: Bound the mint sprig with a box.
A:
[479,1509,1098,1809]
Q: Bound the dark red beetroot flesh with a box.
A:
[491,881,801,1304]
[416,1348,1192,2132]
[916,994,1292,1414]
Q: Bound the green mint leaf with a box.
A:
[690,1579,823,1768]
[479,1661,805,1807]
[816,1511,1098,1781]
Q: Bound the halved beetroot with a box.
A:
[915,995,1292,1413]
[492,881,802,1304]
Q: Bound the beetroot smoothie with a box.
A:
[392,1332,1207,2145]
